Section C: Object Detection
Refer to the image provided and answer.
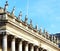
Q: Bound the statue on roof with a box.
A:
[4,1,8,12]
[25,15,28,23]
[35,24,38,30]
[30,19,32,26]
[43,29,46,34]
[52,35,54,42]
[30,19,32,25]
[18,11,22,20]
[53,35,56,43]
[11,6,15,15]
[39,27,42,34]
[56,37,59,44]
[45,32,50,39]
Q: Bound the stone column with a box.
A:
[34,46,38,51]
[2,32,7,51]
[31,45,34,51]
[25,42,28,51]
[29,43,34,51]
[23,41,28,51]
[18,39,22,51]
[39,47,43,51]
[11,36,15,51]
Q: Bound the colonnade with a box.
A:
[2,32,47,51]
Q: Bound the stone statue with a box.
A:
[4,1,8,12]
[43,29,46,34]
[18,11,22,20]
[30,19,32,27]
[52,35,54,42]
[45,32,48,38]
[43,29,46,37]
[56,37,59,44]
[53,36,56,43]
[39,27,42,34]
[30,19,32,25]
[11,6,15,15]
[25,15,28,23]
[48,33,50,39]
[49,35,52,41]
[44,31,49,39]
[35,24,38,30]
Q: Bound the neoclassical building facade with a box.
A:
[0,1,60,51]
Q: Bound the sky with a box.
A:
[0,0,60,34]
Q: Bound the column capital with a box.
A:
[23,41,28,45]
[2,32,10,37]
[39,47,43,50]
[29,43,34,51]
[34,45,39,51]
[2,32,6,35]
[16,38,22,43]
[10,35,15,39]
[2,32,8,39]
[8,35,15,41]
[34,45,38,49]
[43,49,47,51]
[29,43,33,47]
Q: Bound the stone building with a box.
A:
[0,1,60,51]
[53,33,60,48]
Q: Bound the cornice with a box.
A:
[0,8,59,49]
[7,17,59,49]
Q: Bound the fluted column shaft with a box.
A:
[34,46,38,51]
[29,43,34,51]
[23,41,28,51]
[11,37,15,51]
[25,43,28,51]
[18,40,22,51]
[2,33,7,51]
[31,46,34,51]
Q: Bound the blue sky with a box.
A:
[0,0,60,34]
